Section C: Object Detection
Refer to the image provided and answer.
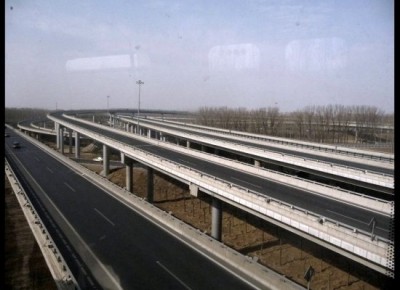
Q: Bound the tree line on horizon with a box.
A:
[195,105,394,144]
[4,105,394,145]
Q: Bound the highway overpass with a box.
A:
[6,125,298,289]
[113,114,393,196]
[10,110,395,282]
[41,111,394,277]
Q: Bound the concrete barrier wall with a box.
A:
[147,117,394,159]
[10,125,303,290]
[140,117,394,167]
[48,115,393,273]
[119,117,393,188]
[70,115,393,215]
[5,159,77,290]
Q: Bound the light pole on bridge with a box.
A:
[136,80,144,134]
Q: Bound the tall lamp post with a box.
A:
[136,80,144,134]
[107,95,110,112]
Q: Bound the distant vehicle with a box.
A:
[93,157,103,162]
[13,141,20,148]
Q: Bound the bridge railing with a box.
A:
[48,114,395,275]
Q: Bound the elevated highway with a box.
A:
[112,115,394,196]
[6,125,287,289]
[40,111,394,278]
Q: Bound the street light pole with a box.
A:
[136,80,144,134]
[107,95,110,112]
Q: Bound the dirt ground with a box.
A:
[5,140,392,289]
[79,161,388,290]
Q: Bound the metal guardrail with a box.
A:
[4,157,78,290]
[8,123,304,290]
[119,117,394,185]
[17,117,397,276]
[57,114,394,244]
[107,118,393,214]
[144,117,394,163]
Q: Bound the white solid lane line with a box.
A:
[64,182,76,192]
[94,208,115,227]
[156,261,192,290]
[178,158,195,166]
[231,177,262,189]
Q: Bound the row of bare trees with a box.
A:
[195,105,394,144]
[5,108,50,126]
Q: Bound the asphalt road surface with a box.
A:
[5,130,262,290]
[53,115,393,240]
[135,118,393,175]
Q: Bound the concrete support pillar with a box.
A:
[68,129,73,154]
[102,144,110,176]
[92,115,95,122]
[147,167,154,203]
[211,198,222,241]
[75,132,80,159]
[159,132,163,141]
[176,138,180,146]
[60,126,64,154]
[187,140,191,148]
[254,160,261,167]
[125,158,133,193]
[147,129,151,138]
[55,123,60,149]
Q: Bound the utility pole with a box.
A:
[136,80,144,134]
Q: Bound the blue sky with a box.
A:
[5,0,394,113]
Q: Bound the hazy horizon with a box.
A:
[5,0,394,113]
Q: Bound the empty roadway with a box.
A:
[53,113,393,240]
[129,117,393,176]
[5,131,261,290]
